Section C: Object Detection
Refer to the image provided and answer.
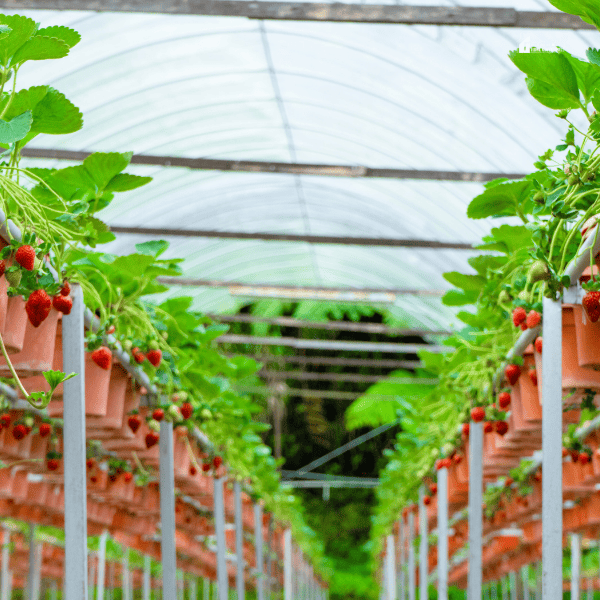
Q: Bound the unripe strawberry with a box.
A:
[52,294,73,315]
[528,260,550,283]
[167,405,182,422]
[148,339,160,350]
[505,364,521,385]
[147,419,161,433]
[5,270,20,287]
[15,245,35,270]
[471,407,485,422]
[200,408,212,420]
[498,392,511,409]
[91,346,112,370]
[25,289,51,327]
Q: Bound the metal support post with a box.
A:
[398,519,405,600]
[50,580,58,600]
[122,549,130,600]
[418,487,427,600]
[408,511,415,600]
[1,527,9,600]
[521,565,529,600]
[143,555,151,600]
[214,477,228,600]
[188,577,197,600]
[254,503,265,600]
[385,535,396,600]
[202,578,209,600]
[27,524,38,600]
[266,515,273,599]
[509,572,517,600]
[467,421,483,600]
[501,576,508,600]
[437,467,448,600]
[89,553,96,599]
[159,420,177,599]
[234,481,245,600]
[542,295,563,600]
[284,529,292,600]
[571,534,581,600]
[63,283,88,600]
[97,530,107,600]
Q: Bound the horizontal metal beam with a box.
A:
[238,385,426,400]
[2,3,592,28]
[280,470,379,483]
[225,353,424,369]
[282,479,379,488]
[218,333,448,353]
[112,226,474,250]
[210,313,451,335]
[20,148,524,182]
[259,370,436,383]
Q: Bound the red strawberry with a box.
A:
[107,325,115,334]
[583,291,600,322]
[483,421,493,433]
[454,454,463,464]
[0,260,6,278]
[189,465,197,476]
[15,245,35,271]
[495,421,509,436]
[580,452,591,465]
[180,402,193,420]
[429,483,437,495]
[569,449,580,462]
[91,346,112,370]
[529,369,538,386]
[86,458,96,470]
[25,289,51,327]
[520,323,528,331]
[133,352,146,364]
[12,424,26,440]
[108,473,118,483]
[145,431,159,448]
[423,495,432,506]
[38,423,51,437]
[0,414,10,428]
[90,475,98,484]
[498,392,511,409]
[526,310,541,329]
[562,447,568,458]
[147,349,162,367]
[52,294,73,315]
[471,407,485,422]
[534,471,542,481]
[505,364,521,385]
[127,414,141,433]
[123,472,133,482]
[462,423,470,436]
[213,456,223,469]
[505,477,513,487]
[152,408,164,422]
[512,307,527,327]
[60,281,70,296]
[202,463,211,472]
[47,458,60,471]
[535,337,543,354]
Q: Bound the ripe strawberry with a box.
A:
[108,472,118,483]
[47,458,59,471]
[512,307,527,327]
[123,472,133,482]
[483,421,493,433]
[534,471,542,481]
[429,483,437,495]
[562,447,568,458]
[0,414,10,428]
[0,260,6,278]
[91,346,112,370]
[127,414,142,433]
[38,423,51,437]
[180,402,193,420]
[580,452,591,465]
[202,463,211,472]
[15,245,35,271]
[147,349,162,367]
[505,477,513,487]
[505,364,521,385]
[90,475,98,484]
[454,454,463,464]
[52,294,73,315]
[145,431,159,448]
[189,465,197,476]
[25,289,51,327]
[498,392,511,409]
[526,310,541,329]
[462,423,470,436]
[213,456,223,469]
[152,408,164,422]
[495,421,509,436]
[583,291,600,322]
[133,352,146,364]
[471,407,485,422]
[86,458,96,470]
[529,369,538,386]
[423,495,432,506]
[569,449,580,462]
[535,337,543,354]
[520,323,528,331]
[12,424,26,440]
[60,281,70,296]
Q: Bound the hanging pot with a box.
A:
[2,296,28,354]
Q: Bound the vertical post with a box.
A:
[467,421,483,600]
[143,555,151,600]
[27,524,38,600]
[214,477,228,600]
[159,420,177,599]
[202,578,209,600]
[398,520,405,600]
[572,534,581,600]
[88,553,96,600]
[284,530,292,600]
[233,482,245,600]
[97,531,107,600]
[266,515,273,600]
[418,487,427,600]
[521,565,529,600]
[509,572,517,600]
[50,580,58,600]
[437,467,448,600]
[542,295,562,600]
[386,535,396,600]
[254,503,264,600]
[122,549,130,600]
[188,577,197,600]
[1,527,9,600]
[501,576,508,600]
[408,511,415,600]
[63,283,88,600]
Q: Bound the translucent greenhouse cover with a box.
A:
[6,1,599,331]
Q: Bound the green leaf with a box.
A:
[43,369,77,390]
[547,0,600,28]
[526,77,581,109]
[0,110,31,143]
[467,180,532,219]
[82,152,131,191]
[0,15,37,66]
[11,35,70,65]
[36,26,81,48]
[562,53,600,104]
[135,240,169,257]
[509,50,580,105]
[441,289,479,307]
[30,88,82,135]
[443,271,485,292]
[104,173,152,192]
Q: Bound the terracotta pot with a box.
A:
[519,355,542,425]
[572,304,600,370]
[86,364,129,433]
[2,296,28,354]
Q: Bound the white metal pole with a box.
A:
[509,572,517,600]
[467,421,483,600]
[572,534,581,600]
[418,487,427,600]
[542,294,563,600]
[50,580,58,600]
[63,283,89,600]
[1,527,9,600]
[408,511,415,600]
[202,578,209,600]
[254,503,264,600]
[386,535,396,600]
[398,520,405,600]
[143,555,151,600]
[437,467,448,600]
[88,553,96,600]
[501,576,508,600]
[27,524,37,600]
[234,481,245,600]
[97,531,108,600]
[521,565,529,600]
[188,576,197,600]
[214,477,228,600]
[284,529,292,600]
[159,420,177,599]
[122,549,130,600]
